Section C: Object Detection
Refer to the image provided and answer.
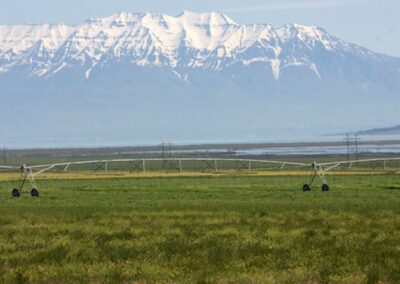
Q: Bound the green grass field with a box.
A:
[1,173,400,283]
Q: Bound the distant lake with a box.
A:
[3,133,400,153]
[234,143,400,156]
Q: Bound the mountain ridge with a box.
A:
[2,11,397,81]
[0,11,399,146]
[357,126,400,136]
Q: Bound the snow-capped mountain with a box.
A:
[1,11,399,83]
[0,12,399,147]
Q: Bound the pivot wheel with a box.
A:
[31,188,39,197]
[12,188,21,198]
[322,184,330,192]
[303,184,311,192]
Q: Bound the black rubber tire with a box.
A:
[322,184,330,192]
[31,188,39,197]
[12,188,21,198]
[303,184,311,192]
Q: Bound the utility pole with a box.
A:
[161,141,165,170]
[354,134,361,161]
[168,140,172,159]
[345,133,350,161]
[2,146,6,165]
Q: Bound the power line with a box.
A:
[343,134,361,160]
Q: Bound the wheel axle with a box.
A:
[12,188,21,198]
[11,165,40,198]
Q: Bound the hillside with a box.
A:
[357,126,400,136]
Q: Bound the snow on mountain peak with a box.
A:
[86,12,143,26]
[178,11,238,26]
[0,11,389,80]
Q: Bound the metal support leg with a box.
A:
[303,163,329,192]
[309,170,317,186]
[316,164,327,185]
[13,166,40,197]
[18,170,28,191]
[27,168,38,189]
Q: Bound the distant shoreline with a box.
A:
[4,139,400,158]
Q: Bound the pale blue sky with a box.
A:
[0,0,399,57]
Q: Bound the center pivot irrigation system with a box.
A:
[1,157,399,197]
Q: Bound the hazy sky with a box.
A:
[0,0,399,57]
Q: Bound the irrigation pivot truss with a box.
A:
[1,157,400,197]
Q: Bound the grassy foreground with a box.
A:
[0,174,400,283]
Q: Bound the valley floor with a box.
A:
[0,174,399,283]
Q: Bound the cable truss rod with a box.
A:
[27,158,310,170]
[32,165,56,177]
[319,157,400,167]
[323,163,342,173]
